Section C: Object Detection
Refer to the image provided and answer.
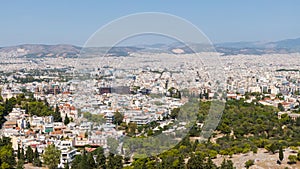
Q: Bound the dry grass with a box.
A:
[213,148,300,169]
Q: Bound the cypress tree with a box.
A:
[34,147,39,159]
[64,114,70,125]
[17,145,21,159]
[279,146,284,161]
[54,104,62,122]
[33,147,42,167]
[20,147,25,161]
[26,146,34,163]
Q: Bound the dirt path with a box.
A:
[24,163,47,169]
[213,148,300,169]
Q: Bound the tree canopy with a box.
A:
[42,144,61,169]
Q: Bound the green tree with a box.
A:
[107,153,123,169]
[245,160,254,169]
[42,144,61,169]
[53,104,62,122]
[26,146,34,163]
[127,122,137,136]
[114,155,123,169]
[206,158,217,169]
[33,147,42,167]
[279,146,284,161]
[71,155,82,169]
[0,162,10,169]
[78,150,89,169]
[20,147,25,161]
[176,155,185,169]
[265,143,278,154]
[278,103,285,111]
[87,153,96,169]
[64,114,70,125]
[95,147,106,169]
[34,147,39,159]
[187,154,204,169]
[288,155,297,164]
[113,111,124,125]
[296,117,300,126]
[220,159,235,169]
[0,137,16,168]
[0,144,16,168]
[16,159,24,169]
[131,158,147,169]
[17,145,21,160]
[64,161,69,169]
[33,157,42,167]
[170,108,180,119]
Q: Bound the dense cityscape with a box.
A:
[0,46,300,168]
[1,1,300,169]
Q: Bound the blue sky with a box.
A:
[0,0,299,46]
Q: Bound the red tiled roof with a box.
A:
[85,147,96,152]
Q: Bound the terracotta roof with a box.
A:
[26,130,35,135]
[64,103,70,107]
[95,131,102,135]
[85,147,96,152]
[282,102,290,106]
[50,130,63,135]
[5,121,17,125]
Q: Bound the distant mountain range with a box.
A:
[1,38,300,58]
[215,38,300,55]
[0,44,81,58]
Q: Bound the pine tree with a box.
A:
[96,147,106,169]
[206,158,217,169]
[42,144,61,169]
[107,153,115,169]
[87,153,96,169]
[220,159,234,169]
[113,111,124,125]
[187,154,205,169]
[71,155,82,169]
[114,155,123,169]
[16,159,24,169]
[33,157,42,167]
[177,155,185,169]
[78,150,89,169]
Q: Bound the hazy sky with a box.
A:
[1,0,299,46]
